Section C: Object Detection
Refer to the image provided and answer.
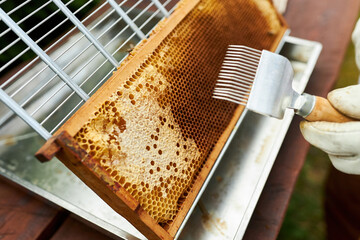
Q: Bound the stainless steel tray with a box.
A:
[0,35,321,239]
[180,35,322,240]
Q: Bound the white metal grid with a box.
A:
[0,0,179,140]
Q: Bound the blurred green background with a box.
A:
[277,38,359,239]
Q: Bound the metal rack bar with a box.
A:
[1,0,106,91]
[118,0,130,8]
[6,0,32,16]
[83,2,115,38]
[1,4,70,72]
[0,0,75,78]
[29,39,93,117]
[85,60,113,92]
[111,31,137,56]
[30,80,66,117]
[16,0,53,25]
[107,0,146,39]
[143,0,172,36]
[39,51,114,128]
[9,33,87,99]
[49,99,84,134]
[36,1,93,45]
[0,88,51,139]
[1,1,113,123]
[40,57,112,132]
[107,28,132,53]
[161,0,174,12]
[13,42,85,100]
[96,16,124,44]
[124,0,143,19]
[52,0,119,67]
[0,0,179,138]
[39,84,73,126]
[69,47,103,80]
[0,0,53,40]
[0,47,31,73]
[41,55,115,129]
[26,1,74,37]
[10,0,101,94]
[151,0,170,17]
[0,8,90,102]
[168,0,178,12]
[132,1,155,23]
[44,0,178,134]
[86,2,116,33]
[139,6,161,33]
[0,26,11,38]
[88,63,114,95]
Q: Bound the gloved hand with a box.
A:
[300,85,360,175]
[273,0,288,14]
[352,19,360,73]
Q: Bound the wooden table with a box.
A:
[1,0,359,239]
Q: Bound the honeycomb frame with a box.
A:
[36,0,288,239]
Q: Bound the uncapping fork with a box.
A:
[213,45,353,122]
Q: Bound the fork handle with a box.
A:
[304,96,354,122]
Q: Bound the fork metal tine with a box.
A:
[214,84,251,94]
[216,78,252,89]
[214,87,250,97]
[218,74,254,87]
[213,94,248,104]
[224,55,259,66]
[218,72,254,83]
[214,87,250,99]
[214,45,264,107]
[226,49,261,58]
[226,48,261,54]
[222,60,258,74]
[219,71,255,82]
[213,91,248,105]
[218,73,254,86]
[223,57,258,64]
[227,47,262,58]
[220,65,256,78]
[226,51,260,61]
[227,49,261,55]
[213,95,247,106]
[228,45,262,54]
[219,69,255,84]
[225,50,260,59]
[213,90,248,102]
[215,79,252,90]
[227,47,261,53]
[219,70,255,80]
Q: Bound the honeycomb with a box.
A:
[74,0,282,224]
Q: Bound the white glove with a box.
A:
[300,85,360,175]
[272,0,288,14]
[352,19,360,74]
